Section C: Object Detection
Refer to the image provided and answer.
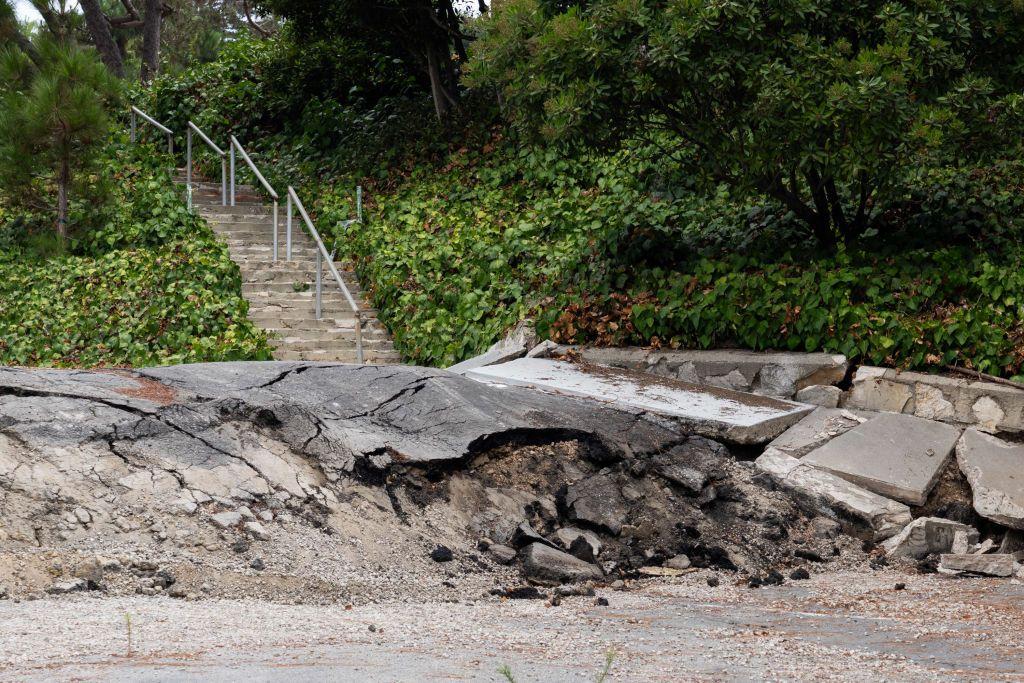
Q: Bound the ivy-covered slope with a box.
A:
[0,143,271,367]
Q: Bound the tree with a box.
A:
[0,39,119,240]
[469,0,1024,246]
[257,0,475,121]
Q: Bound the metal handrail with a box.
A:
[287,186,364,364]
[230,135,279,260]
[186,121,227,210]
[129,106,173,153]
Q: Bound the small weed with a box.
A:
[497,664,515,682]
[124,612,133,656]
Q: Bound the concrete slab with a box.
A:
[801,413,961,505]
[956,428,1024,530]
[466,358,813,445]
[938,553,1014,577]
[755,447,912,541]
[882,517,978,559]
[766,408,867,459]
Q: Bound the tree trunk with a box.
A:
[425,46,451,120]
[56,152,70,241]
[140,0,162,84]
[79,0,125,78]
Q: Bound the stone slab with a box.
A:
[766,408,867,459]
[446,321,537,375]
[466,359,813,445]
[801,413,961,505]
[956,429,1024,530]
[755,447,912,541]
[938,553,1014,577]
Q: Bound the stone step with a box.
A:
[199,211,274,221]
[267,337,393,352]
[263,328,389,342]
[242,282,365,295]
[272,349,403,363]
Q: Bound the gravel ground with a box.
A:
[2,569,1022,682]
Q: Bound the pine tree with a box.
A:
[0,38,118,241]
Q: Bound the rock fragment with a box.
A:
[795,385,842,408]
[521,543,603,585]
[564,473,628,536]
[45,579,88,595]
[488,544,517,565]
[211,511,242,528]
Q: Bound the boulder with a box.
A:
[882,517,979,559]
[794,385,842,408]
[521,543,603,585]
[564,473,628,536]
[800,412,961,505]
[956,429,1024,530]
[938,553,1014,577]
[466,358,813,445]
[755,448,912,541]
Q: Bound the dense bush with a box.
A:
[0,141,271,367]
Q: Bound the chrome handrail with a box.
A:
[287,186,364,364]
[186,121,227,209]
[230,135,279,260]
[129,106,173,153]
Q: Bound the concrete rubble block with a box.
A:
[211,511,243,528]
[521,543,604,585]
[938,553,1014,577]
[552,527,603,559]
[573,348,848,399]
[564,473,628,536]
[794,385,842,408]
[766,408,867,459]
[800,412,962,505]
[913,383,955,421]
[882,517,979,559]
[755,447,912,541]
[956,428,1024,530]
[526,340,560,359]
[446,320,538,375]
[843,367,915,414]
[465,359,813,445]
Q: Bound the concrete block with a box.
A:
[938,553,1014,577]
[447,321,537,374]
[844,370,914,414]
[882,516,978,559]
[466,358,812,445]
[801,413,961,505]
[755,447,912,541]
[794,385,842,408]
[956,428,1024,530]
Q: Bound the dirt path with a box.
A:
[3,569,1023,682]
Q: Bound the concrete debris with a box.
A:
[561,348,848,399]
[211,511,243,528]
[521,543,603,585]
[488,544,517,565]
[938,553,1015,577]
[509,522,551,549]
[526,340,560,359]
[466,358,813,445]
[951,530,974,555]
[882,517,979,560]
[552,528,603,560]
[800,413,961,505]
[446,320,538,374]
[766,408,866,459]
[755,448,912,541]
[794,385,842,408]
[956,429,1024,530]
[45,579,88,595]
[664,554,691,570]
[564,473,629,536]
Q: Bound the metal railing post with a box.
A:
[272,200,279,262]
[167,133,173,155]
[186,127,192,190]
[356,316,364,365]
[315,248,322,320]
[356,186,362,223]
[221,157,227,206]
[286,192,292,261]
[130,109,136,142]
[229,142,235,207]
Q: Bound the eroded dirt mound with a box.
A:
[0,362,861,603]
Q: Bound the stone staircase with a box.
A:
[180,175,401,364]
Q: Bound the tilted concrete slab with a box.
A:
[938,553,1015,577]
[766,408,867,459]
[882,516,978,559]
[755,447,912,541]
[801,413,961,505]
[465,358,813,445]
[956,429,1024,530]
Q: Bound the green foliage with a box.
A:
[0,140,271,367]
[469,0,1024,244]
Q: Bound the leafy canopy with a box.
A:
[469,0,1024,245]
